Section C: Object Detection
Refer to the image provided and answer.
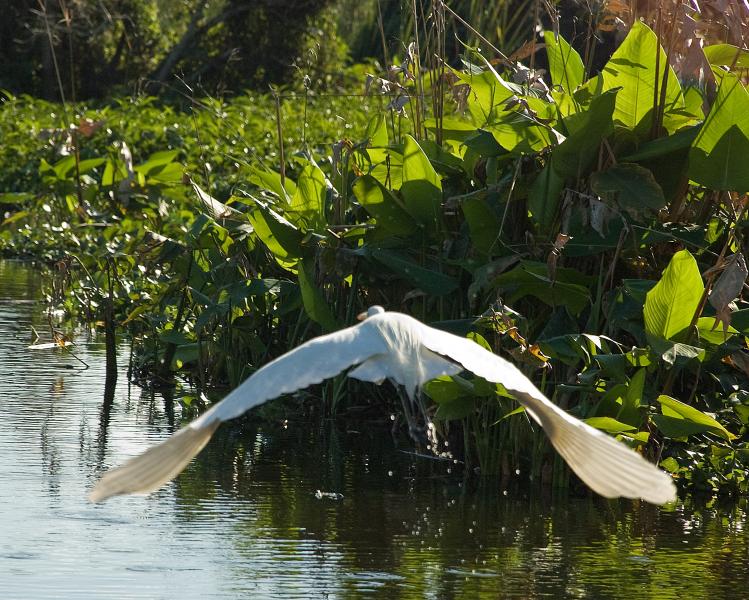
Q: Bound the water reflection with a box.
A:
[1,260,748,599]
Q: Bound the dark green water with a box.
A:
[1,260,748,599]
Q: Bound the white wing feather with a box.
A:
[416,321,676,504]
[89,321,389,502]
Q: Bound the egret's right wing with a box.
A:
[416,321,676,505]
[89,321,389,502]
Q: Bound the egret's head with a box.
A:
[357,305,385,321]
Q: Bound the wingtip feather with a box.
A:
[549,418,677,505]
[89,421,220,503]
[510,390,677,505]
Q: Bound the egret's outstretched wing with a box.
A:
[90,321,389,502]
[416,322,676,505]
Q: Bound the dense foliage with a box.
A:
[2,1,749,497]
[0,0,339,98]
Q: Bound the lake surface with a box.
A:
[1,259,748,599]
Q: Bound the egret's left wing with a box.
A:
[89,320,389,502]
[415,321,676,505]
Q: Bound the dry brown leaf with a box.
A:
[709,252,748,333]
[547,232,572,281]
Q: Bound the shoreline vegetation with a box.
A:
[1,0,748,497]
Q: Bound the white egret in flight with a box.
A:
[90,306,676,504]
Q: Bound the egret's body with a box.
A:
[90,307,676,504]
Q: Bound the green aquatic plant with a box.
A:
[1,9,749,495]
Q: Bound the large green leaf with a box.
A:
[462,129,506,157]
[696,316,738,345]
[454,68,515,126]
[134,150,180,175]
[617,368,645,426]
[643,249,703,340]
[434,396,477,421]
[365,113,389,147]
[600,21,685,134]
[352,175,416,235]
[369,248,458,296]
[424,376,464,403]
[689,73,749,192]
[585,416,637,433]
[456,63,558,153]
[461,196,501,255]
[590,163,667,216]
[486,112,557,154]
[248,203,303,261]
[0,192,34,204]
[298,259,338,332]
[544,31,585,93]
[493,263,591,315]
[400,134,443,231]
[369,147,403,189]
[249,166,296,201]
[655,394,735,440]
[553,89,617,178]
[652,414,714,439]
[703,44,749,70]
[622,125,700,162]
[649,337,705,366]
[528,158,565,232]
[289,163,327,231]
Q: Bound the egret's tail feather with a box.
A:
[89,421,220,503]
[513,391,676,505]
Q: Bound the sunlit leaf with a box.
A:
[689,73,749,192]
[703,44,749,70]
[584,416,637,433]
[248,203,303,261]
[290,162,328,231]
[352,175,416,235]
[400,134,443,231]
[249,166,296,202]
[644,249,703,340]
[655,394,735,440]
[696,316,738,345]
[0,192,34,204]
[553,89,617,178]
[600,21,685,134]
[617,368,645,427]
[544,31,584,94]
